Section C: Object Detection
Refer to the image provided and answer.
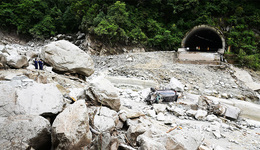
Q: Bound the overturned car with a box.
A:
[145,88,178,105]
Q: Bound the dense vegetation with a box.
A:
[0,0,259,69]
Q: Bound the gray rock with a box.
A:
[127,124,146,145]
[119,111,128,122]
[137,135,166,150]
[137,127,192,150]
[0,82,64,117]
[41,40,94,77]
[153,104,167,113]
[168,77,184,92]
[52,100,92,150]
[0,115,51,150]
[94,115,115,132]
[15,82,64,116]
[1,45,28,68]
[146,109,156,118]
[206,114,219,122]
[186,109,197,117]
[223,104,241,120]
[195,109,208,120]
[89,106,119,131]
[168,106,186,117]
[86,76,121,111]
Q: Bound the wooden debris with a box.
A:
[166,126,177,133]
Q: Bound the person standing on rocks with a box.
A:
[38,59,44,70]
[33,58,38,69]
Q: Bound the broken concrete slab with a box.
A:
[207,96,260,121]
[223,104,241,120]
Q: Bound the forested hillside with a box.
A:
[0,0,259,69]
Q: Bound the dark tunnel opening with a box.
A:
[184,28,223,52]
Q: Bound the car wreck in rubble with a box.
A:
[145,88,178,105]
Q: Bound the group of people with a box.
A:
[33,58,44,70]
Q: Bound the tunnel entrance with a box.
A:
[181,25,225,53]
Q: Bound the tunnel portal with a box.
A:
[182,25,225,53]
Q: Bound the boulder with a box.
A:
[15,82,64,116]
[52,100,92,150]
[0,115,51,150]
[40,40,94,77]
[127,124,146,145]
[86,76,121,111]
[1,45,28,68]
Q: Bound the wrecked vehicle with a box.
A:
[145,88,178,105]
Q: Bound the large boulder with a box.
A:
[0,45,28,68]
[40,40,94,77]
[52,100,92,150]
[0,80,64,117]
[0,115,51,150]
[15,82,65,116]
[86,76,121,111]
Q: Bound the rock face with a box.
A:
[0,115,51,150]
[86,76,121,111]
[40,40,94,77]
[52,100,92,150]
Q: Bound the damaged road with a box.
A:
[92,51,260,150]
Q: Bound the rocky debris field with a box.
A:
[0,35,260,150]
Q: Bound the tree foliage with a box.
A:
[0,0,259,69]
